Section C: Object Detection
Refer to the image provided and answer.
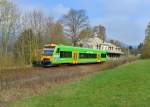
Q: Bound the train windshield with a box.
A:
[43,46,55,56]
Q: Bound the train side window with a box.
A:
[101,54,106,58]
[79,53,97,58]
[60,51,72,58]
[56,48,60,53]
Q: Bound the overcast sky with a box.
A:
[15,0,150,46]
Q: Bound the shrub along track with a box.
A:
[0,63,111,104]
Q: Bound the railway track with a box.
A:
[0,63,108,90]
[0,58,131,104]
[0,63,110,103]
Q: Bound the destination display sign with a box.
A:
[44,46,55,50]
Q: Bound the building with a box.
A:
[78,36,124,60]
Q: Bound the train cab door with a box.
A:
[72,51,78,64]
[97,53,100,62]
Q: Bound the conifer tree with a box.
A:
[141,22,150,58]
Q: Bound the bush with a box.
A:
[0,54,26,70]
[103,56,138,71]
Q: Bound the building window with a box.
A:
[109,47,111,50]
[96,44,99,49]
[99,45,101,49]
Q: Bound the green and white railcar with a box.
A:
[41,44,108,66]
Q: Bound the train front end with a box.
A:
[41,44,56,66]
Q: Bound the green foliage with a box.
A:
[138,43,143,54]
[14,29,36,64]
[141,23,150,58]
[7,60,150,107]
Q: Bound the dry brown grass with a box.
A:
[0,56,138,104]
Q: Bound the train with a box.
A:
[39,44,108,67]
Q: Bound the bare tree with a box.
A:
[21,10,48,48]
[93,25,106,42]
[14,29,36,64]
[62,9,89,46]
[79,27,92,39]
[0,0,19,54]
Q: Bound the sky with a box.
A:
[14,0,150,46]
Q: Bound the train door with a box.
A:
[73,51,78,64]
[97,53,100,62]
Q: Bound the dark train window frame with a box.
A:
[56,48,60,53]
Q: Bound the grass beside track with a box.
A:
[7,60,150,107]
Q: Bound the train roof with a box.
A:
[57,45,108,53]
[44,44,107,53]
